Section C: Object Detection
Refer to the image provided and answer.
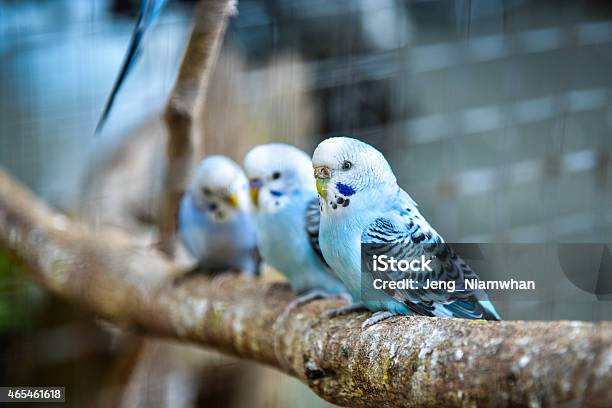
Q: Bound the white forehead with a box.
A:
[312,137,386,168]
[192,155,245,190]
[244,143,312,177]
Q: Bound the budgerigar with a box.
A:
[244,144,347,299]
[312,137,500,326]
[97,0,167,132]
[178,155,259,275]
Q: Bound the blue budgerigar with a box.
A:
[178,155,259,276]
[313,137,500,326]
[96,0,167,132]
[244,144,347,299]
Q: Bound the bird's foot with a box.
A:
[285,290,329,313]
[211,270,242,290]
[361,311,397,329]
[172,265,205,286]
[321,303,369,319]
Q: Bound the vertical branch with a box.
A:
[158,0,236,255]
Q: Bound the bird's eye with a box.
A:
[342,160,352,170]
[202,187,212,196]
[272,171,281,180]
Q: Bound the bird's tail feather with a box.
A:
[96,0,167,133]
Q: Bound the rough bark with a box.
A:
[1,168,610,408]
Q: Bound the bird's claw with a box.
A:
[361,311,397,329]
[285,290,328,313]
[211,270,241,290]
[321,303,368,319]
[172,265,204,286]
[336,292,353,303]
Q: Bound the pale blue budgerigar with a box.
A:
[96,0,167,132]
[244,144,347,301]
[313,137,501,327]
[178,155,259,276]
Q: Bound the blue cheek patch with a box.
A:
[270,190,284,197]
[336,182,355,197]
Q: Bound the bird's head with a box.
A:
[312,137,397,214]
[244,143,316,213]
[190,155,250,222]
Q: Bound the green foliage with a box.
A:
[0,250,44,333]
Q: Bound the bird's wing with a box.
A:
[361,201,500,320]
[96,0,167,132]
[304,197,330,266]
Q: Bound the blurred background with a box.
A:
[1,0,611,406]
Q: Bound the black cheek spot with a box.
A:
[331,203,338,210]
[208,203,218,211]
[336,197,344,205]
[342,199,350,207]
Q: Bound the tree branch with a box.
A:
[159,0,235,255]
[1,168,610,407]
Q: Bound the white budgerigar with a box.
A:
[312,137,500,326]
[244,144,347,298]
[178,155,259,275]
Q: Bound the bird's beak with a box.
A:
[316,179,329,198]
[314,166,331,199]
[250,187,259,207]
[225,193,239,208]
[249,178,263,208]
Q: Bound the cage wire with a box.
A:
[1,2,611,405]
[0,0,611,321]
[3,0,610,239]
